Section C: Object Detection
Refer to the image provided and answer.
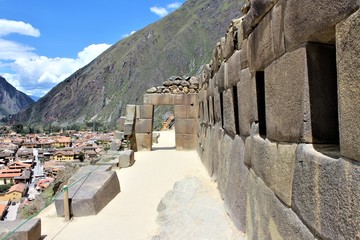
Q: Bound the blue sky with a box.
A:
[0,0,184,97]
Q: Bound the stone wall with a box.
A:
[121,94,199,151]
[197,1,360,239]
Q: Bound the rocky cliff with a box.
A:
[0,76,34,119]
[13,0,244,127]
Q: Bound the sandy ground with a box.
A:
[37,131,244,239]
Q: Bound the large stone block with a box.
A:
[233,17,245,50]
[118,116,126,132]
[201,126,213,176]
[265,44,339,143]
[337,9,360,162]
[224,135,249,232]
[175,119,197,134]
[208,97,214,126]
[212,42,222,73]
[172,94,198,105]
[226,51,241,89]
[224,26,235,61]
[220,37,226,62]
[207,77,215,97]
[242,0,279,37]
[175,134,196,150]
[240,38,249,69]
[211,124,224,182]
[293,144,360,239]
[271,0,286,57]
[71,171,120,217]
[136,105,154,119]
[217,134,233,199]
[284,0,360,50]
[0,219,41,240]
[125,105,136,121]
[246,170,314,240]
[124,121,134,136]
[223,89,237,137]
[143,94,171,105]
[245,131,297,207]
[237,68,258,136]
[135,133,152,151]
[248,12,274,72]
[213,89,222,125]
[119,150,135,168]
[248,4,285,72]
[215,63,226,92]
[174,105,198,119]
[56,169,120,217]
[198,88,206,103]
[135,119,153,133]
[203,100,209,126]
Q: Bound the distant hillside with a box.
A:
[0,76,34,119]
[14,0,244,127]
[29,96,41,102]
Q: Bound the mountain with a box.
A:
[0,76,34,119]
[14,0,244,127]
[29,96,41,102]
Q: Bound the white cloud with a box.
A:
[121,30,136,39]
[0,19,112,97]
[0,38,37,60]
[0,19,40,37]
[0,42,111,97]
[150,7,169,17]
[167,2,182,9]
[150,2,182,18]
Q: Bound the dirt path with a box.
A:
[38,131,245,239]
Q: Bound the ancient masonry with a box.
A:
[122,1,360,239]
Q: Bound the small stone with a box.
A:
[146,87,157,93]
[189,84,199,90]
[183,76,191,81]
[163,89,170,94]
[189,76,199,85]
[178,86,184,91]
[173,80,182,85]
[181,81,190,87]
[189,89,196,94]
[173,89,182,94]
[184,87,189,94]
[163,80,173,87]
[169,76,182,81]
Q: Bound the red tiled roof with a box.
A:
[9,162,31,167]
[0,204,7,217]
[0,173,22,178]
[0,169,22,173]
[8,183,27,193]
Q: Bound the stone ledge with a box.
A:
[55,167,120,217]
[0,218,41,240]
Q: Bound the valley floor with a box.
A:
[37,130,245,239]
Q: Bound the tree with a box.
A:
[78,151,85,162]
[11,124,23,133]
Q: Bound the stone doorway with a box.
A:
[133,93,198,151]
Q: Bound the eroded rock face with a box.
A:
[153,177,245,240]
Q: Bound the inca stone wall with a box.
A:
[120,1,360,238]
[197,1,360,239]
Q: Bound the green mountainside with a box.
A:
[0,76,34,119]
[14,0,244,127]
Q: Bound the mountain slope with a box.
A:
[0,76,34,119]
[14,0,244,126]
